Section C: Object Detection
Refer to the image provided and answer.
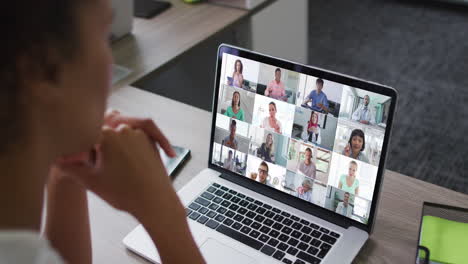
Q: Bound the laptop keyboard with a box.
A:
[185,183,341,264]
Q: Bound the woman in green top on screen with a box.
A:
[225,91,245,121]
[338,160,360,196]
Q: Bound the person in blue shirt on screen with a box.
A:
[302,78,329,113]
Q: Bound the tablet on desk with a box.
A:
[160,145,190,178]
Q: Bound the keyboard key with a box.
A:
[262,204,272,210]
[250,222,261,230]
[265,211,275,218]
[246,197,254,202]
[234,214,244,222]
[264,219,274,227]
[225,210,236,218]
[307,246,319,256]
[294,260,306,264]
[256,207,267,215]
[300,234,312,243]
[207,186,216,193]
[253,200,262,205]
[267,238,279,247]
[236,193,246,198]
[287,247,299,256]
[229,190,237,195]
[230,197,241,204]
[277,242,288,251]
[311,239,321,247]
[291,215,300,221]
[206,219,219,229]
[273,250,286,260]
[269,230,280,238]
[189,203,201,210]
[282,227,292,235]
[197,215,209,224]
[300,219,310,226]
[232,222,242,230]
[223,193,233,200]
[247,204,258,211]
[283,219,293,226]
[287,238,299,247]
[254,215,265,223]
[311,230,321,238]
[320,243,331,251]
[221,200,231,207]
[229,204,239,211]
[213,197,223,204]
[273,215,285,222]
[297,251,321,264]
[320,234,337,245]
[319,227,329,234]
[214,190,225,196]
[283,258,293,264]
[198,207,209,215]
[201,192,214,200]
[216,207,227,214]
[238,208,248,215]
[301,226,312,234]
[281,211,291,217]
[310,223,320,229]
[206,211,217,218]
[246,211,257,219]
[249,230,260,239]
[215,215,225,222]
[220,186,229,191]
[317,248,329,259]
[239,200,249,207]
[291,230,302,239]
[260,245,275,256]
[212,183,220,188]
[330,232,340,239]
[240,226,252,234]
[259,234,269,242]
[217,224,263,250]
[272,208,281,213]
[272,223,284,231]
[298,242,308,251]
[260,226,271,234]
[278,234,289,242]
[208,203,219,211]
[242,218,253,226]
[223,218,234,226]
[292,222,303,230]
[189,212,200,220]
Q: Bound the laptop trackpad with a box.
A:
[200,238,258,264]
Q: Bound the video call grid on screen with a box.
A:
[212,52,392,224]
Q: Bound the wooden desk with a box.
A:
[90,86,468,263]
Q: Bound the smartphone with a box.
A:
[134,0,172,19]
[160,145,191,179]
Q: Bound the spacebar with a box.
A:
[216,224,264,250]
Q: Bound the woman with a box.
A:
[306,111,321,144]
[338,161,360,196]
[225,91,244,121]
[296,178,313,202]
[261,102,282,134]
[257,133,275,163]
[0,1,204,263]
[342,129,369,163]
[232,59,244,88]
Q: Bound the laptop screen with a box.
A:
[210,46,394,225]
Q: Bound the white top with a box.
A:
[0,231,64,264]
[335,202,353,217]
[261,117,282,134]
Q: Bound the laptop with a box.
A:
[123,44,398,264]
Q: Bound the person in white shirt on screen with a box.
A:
[296,178,313,202]
[261,102,282,134]
[298,148,316,180]
[335,192,353,217]
[0,0,205,263]
[223,150,235,171]
[352,95,376,125]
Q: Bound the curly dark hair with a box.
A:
[349,129,366,151]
